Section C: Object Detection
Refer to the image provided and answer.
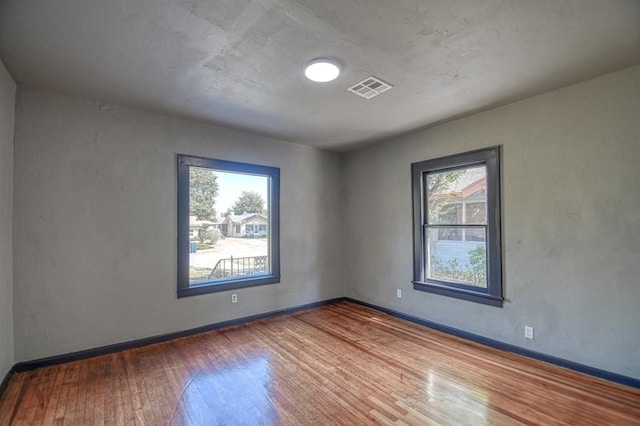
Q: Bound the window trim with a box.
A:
[177,154,280,298]
[411,146,503,307]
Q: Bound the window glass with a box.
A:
[178,155,280,297]
[412,147,502,306]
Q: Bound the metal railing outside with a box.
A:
[208,255,268,279]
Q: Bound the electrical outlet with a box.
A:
[397,289,402,298]
[231,293,238,303]
[524,326,534,340]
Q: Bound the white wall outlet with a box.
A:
[524,326,534,340]
[231,293,238,303]
[397,289,402,298]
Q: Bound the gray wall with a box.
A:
[344,65,640,379]
[0,60,16,379]
[13,88,344,361]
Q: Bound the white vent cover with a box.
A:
[347,76,393,99]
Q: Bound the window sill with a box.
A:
[412,281,503,307]
[178,275,280,298]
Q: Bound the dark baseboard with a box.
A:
[343,297,640,389]
[5,295,638,396]
[13,297,347,374]
[0,364,17,399]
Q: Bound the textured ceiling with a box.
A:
[1,0,639,151]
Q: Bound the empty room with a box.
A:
[1,0,639,424]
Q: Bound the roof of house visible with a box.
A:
[430,168,486,201]
[224,213,267,224]
[189,215,214,227]
[447,167,486,192]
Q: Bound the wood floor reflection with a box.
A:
[1,301,639,425]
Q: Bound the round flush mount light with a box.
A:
[304,59,341,82]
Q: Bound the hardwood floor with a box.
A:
[1,302,639,425]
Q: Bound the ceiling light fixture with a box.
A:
[304,59,340,82]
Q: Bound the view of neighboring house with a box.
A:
[219,213,268,238]
[189,212,268,242]
[429,169,487,242]
[428,168,487,274]
[189,215,215,239]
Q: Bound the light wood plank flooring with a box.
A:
[1,301,639,425]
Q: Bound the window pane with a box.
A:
[427,165,487,225]
[465,202,486,225]
[426,227,487,288]
[189,168,270,284]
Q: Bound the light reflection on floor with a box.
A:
[423,369,489,425]
[177,355,276,425]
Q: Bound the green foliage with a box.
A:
[430,245,486,287]
[468,245,486,276]
[190,168,219,221]
[196,243,211,251]
[427,170,464,196]
[427,170,464,223]
[231,190,265,215]
[198,227,220,245]
[189,266,212,281]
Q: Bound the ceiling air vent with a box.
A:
[347,76,393,99]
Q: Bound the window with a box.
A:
[177,155,280,298]
[412,147,502,306]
